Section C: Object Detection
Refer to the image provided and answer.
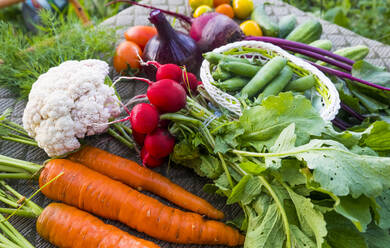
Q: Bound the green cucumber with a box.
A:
[284,74,316,92]
[219,62,261,78]
[217,77,249,91]
[241,56,287,98]
[317,45,369,67]
[286,19,323,44]
[278,15,297,38]
[203,52,250,65]
[296,40,332,61]
[258,66,293,101]
[251,5,279,37]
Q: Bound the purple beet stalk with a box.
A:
[278,45,353,72]
[340,102,365,121]
[309,62,390,91]
[245,36,355,65]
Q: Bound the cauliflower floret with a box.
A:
[23,59,120,157]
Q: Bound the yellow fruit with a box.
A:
[240,20,263,36]
[189,0,213,10]
[232,0,254,19]
[193,5,213,18]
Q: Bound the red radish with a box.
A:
[130,103,159,134]
[141,146,164,168]
[180,72,198,93]
[197,81,203,86]
[144,128,175,158]
[124,77,187,113]
[132,129,147,146]
[156,64,183,82]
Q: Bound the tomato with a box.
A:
[124,26,157,50]
[193,5,213,18]
[232,0,253,19]
[189,0,213,10]
[215,4,234,18]
[113,41,143,73]
[213,0,230,7]
[240,20,263,36]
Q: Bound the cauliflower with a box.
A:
[23,59,121,157]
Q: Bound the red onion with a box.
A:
[107,0,243,53]
[143,10,202,73]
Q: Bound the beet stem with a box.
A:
[332,118,348,130]
[340,102,365,121]
[106,0,192,24]
[309,62,390,91]
[245,36,355,66]
[279,45,353,72]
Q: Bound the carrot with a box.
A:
[68,145,224,220]
[37,203,160,248]
[113,40,143,72]
[39,159,244,246]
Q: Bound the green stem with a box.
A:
[0,166,26,173]
[218,153,234,188]
[0,234,19,248]
[258,176,291,248]
[108,128,134,150]
[0,136,38,147]
[0,214,34,248]
[160,113,203,126]
[0,173,34,179]
[112,123,133,144]
[0,155,42,174]
[0,123,29,137]
[0,208,37,218]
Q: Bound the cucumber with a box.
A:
[219,61,261,78]
[203,52,250,65]
[332,45,369,61]
[284,75,316,92]
[317,45,369,66]
[296,40,332,61]
[278,15,297,38]
[286,19,322,44]
[258,66,293,102]
[251,5,279,37]
[241,56,287,98]
[218,77,249,91]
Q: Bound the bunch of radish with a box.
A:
[124,62,202,168]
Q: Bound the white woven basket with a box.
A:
[200,40,340,121]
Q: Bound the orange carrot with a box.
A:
[37,203,159,248]
[68,146,224,220]
[39,159,244,246]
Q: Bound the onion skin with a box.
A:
[190,13,243,52]
[143,10,202,73]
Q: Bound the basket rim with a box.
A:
[200,40,341,121]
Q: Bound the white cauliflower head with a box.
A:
[23,59,121,157]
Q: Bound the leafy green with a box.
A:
[363,223,390,248]
[236,93,326,151]
[376,189,390,229]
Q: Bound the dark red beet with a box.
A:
[156,64,182,82]
[147,79,187,113]
[132,129,147,146]
[130,103,159,134]
[144,128,175,158]
[180,72,198,93]
[141,146,164,168]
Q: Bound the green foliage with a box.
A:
[0,10,116,98]
[283,0,390,45]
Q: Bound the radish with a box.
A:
[144,128,175,158]
[130,103,159,134]
[156,64,182,82]
[141,146,164,168]
[132,129,147,146]
[180,72,198,93]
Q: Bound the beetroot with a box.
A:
[141,146,164,168]
[156,64,182,82]
[132,129,147,146]
[180,72,198,93]
[144,128,175,158]
[130,103,159,134]
[147,79,187,113]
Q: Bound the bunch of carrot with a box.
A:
[0,146,244,247]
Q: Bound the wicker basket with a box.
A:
[200,40,340,121]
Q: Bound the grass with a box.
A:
[283,0,390,45]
